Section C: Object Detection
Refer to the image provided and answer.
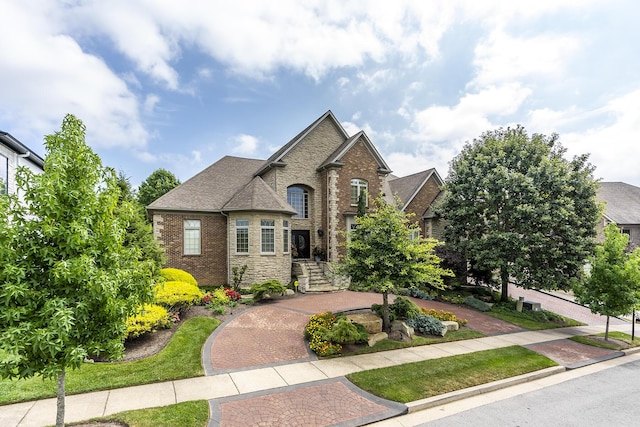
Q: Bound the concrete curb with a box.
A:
[405,366,565,413]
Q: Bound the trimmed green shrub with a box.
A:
[305,312,342,356]
[126,304,171,339]
[406,314,446,336]
[371,303,396,323]
[160,268,198,287]
[390,296,422,320]
[249,279,287,301]
[421,308,468,327]
[464,296,491,312]
[407,287,434,300]
[154,280,204,310]
[329,319,369,344]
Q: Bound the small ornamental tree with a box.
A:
[439,126,600,302]
[574,223,640,340]
[0,115,155,427]
[341,196,453,331]
[137,168,181,207]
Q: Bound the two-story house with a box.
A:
[147,110,443,287]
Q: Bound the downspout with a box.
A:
[221,211,230,284]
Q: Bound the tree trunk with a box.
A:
[56,369,65,427]
[382,291,391,332]
[605,315,610,341]
[500,268,509,302]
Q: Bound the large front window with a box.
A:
[184,219,201,255]
[236,219,249,254]
[261,219,275,254]
[350,179,368,206]
[0,154,7,195]
[287,186,308,218]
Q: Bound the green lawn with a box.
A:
[71,400,210,427]
[486,304,584,330]
[347,345,557,403]
[570,331,640,350]
[0,317,220,405]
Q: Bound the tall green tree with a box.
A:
[341,196,453,331]
[356,188,367,217]
[439,125,600,302]
[0,115,155,427]
[116,171,165,274]
[574,223,640,340]
[137,168,181,207]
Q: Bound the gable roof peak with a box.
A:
[255,110,349,176]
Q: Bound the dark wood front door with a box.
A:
[292,230,310,259]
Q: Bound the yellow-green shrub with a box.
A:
[160,268,198,287]
[421,307,468,327]
[126,304,171,339]
[154,280,203,309]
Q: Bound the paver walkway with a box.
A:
[4,289,635,427]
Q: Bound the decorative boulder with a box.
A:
[368,332,388,347]
[442,321,459,332]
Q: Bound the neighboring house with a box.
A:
[0,131,45,197]
[148,110,443,287]
[597,182,640,248]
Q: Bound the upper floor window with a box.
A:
[287,186,308,218]
[236,219,249,254]
[0,154,7,195]
[261,219,275,254]
[350,179,368,206]
[184,219,201,255]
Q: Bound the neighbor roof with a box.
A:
[0,130,45,169]
[148,156,266,212]
[597,182,640,225]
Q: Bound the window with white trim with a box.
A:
[236,219,249,254]
[350,179,368,206]
[287,186,308,218]
[183,219,201,255]
[283,220,290,253]
[409,229,420,240]
[261,219,275,254]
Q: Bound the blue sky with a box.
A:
[1,0,639,187]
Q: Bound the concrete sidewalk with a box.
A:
[3,323,634,427]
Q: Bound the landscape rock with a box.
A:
[442,320,459,332]
[391,320,415,338]
[346,312,382,334]
[368,332,388,347]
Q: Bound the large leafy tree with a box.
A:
[137,168,180,207]
[439,125,600,302]
[0,115,155,427]
[341,196,453,331]
[574,223,640,340]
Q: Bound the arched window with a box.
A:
[350,179,368,206]
[287,186,309,218]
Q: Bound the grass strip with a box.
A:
[570,331,640,350]
[347,345,556,403]
[0,317,220,405]
[71,400,210,427]
[486,305,583,330]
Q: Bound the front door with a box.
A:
[292,230,310,259]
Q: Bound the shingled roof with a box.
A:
[597,182,640,225]
[147,156,289,213]
[387,168,442,210]
[318,131,392,173]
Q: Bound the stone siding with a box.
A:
[153,212,228,286]
[228,211,292,287]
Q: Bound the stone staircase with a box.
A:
[302,260,347,292]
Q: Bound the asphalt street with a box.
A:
[418,356,640,426]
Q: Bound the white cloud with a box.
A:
[411,84,532,142]
[231,134,259,156]
[471,28,581,88]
